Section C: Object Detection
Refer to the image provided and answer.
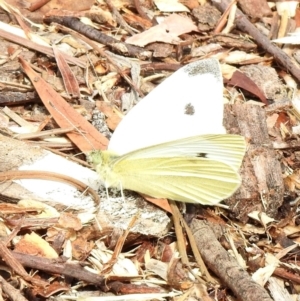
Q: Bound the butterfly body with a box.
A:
[88,134,246,205]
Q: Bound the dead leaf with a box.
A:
[53,46,80,98]
[126,14,198,47]
[227,70,268,105]
[19,57,108,152]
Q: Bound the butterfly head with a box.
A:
[87,150,103,167]
[87,150,120,187]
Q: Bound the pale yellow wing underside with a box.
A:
[105,156,241,205]
[88,134,246,205]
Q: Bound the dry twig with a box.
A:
[212,0,300,82]
[190,219,273,301]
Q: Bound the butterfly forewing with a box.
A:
[108,59,225,156]
[106,156,241,205]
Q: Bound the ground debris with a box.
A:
[1,0,300,300]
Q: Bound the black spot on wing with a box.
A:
[184,103,195,115]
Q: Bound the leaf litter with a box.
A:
[0,0,300,300]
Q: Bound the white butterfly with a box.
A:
[89,58,245,205]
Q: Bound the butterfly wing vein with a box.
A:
[118,134,246,171]
[90,134,246,205]
[108,157,241,205]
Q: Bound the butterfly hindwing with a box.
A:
[105,156,241,205]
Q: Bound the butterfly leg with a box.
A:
[215,203,229,209]
[119,181,125,203]
[105,183,109,200]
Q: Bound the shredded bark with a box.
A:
[212,0,300,82]
[190,219,273,301]
[43,15,151,59]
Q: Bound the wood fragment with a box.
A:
[42,147,92,167]
[28,141,74,148]
[101,281,163,294]
[106,0,135,35]
[273,267,300,284]
[222,1,237,33]
[214,0,237,33]
[268,12,280,40]
[190,219,273,301]
[141,62,182,74]
[53,46,80,98]
[0,241,49,287]
[0,275,29,301]
[167,258,194,290]
[19,57,109,152]
[11,251,105,285]
[238,0,272,19]
[212,0,300,82]
[5,217,59,229]
[2,106,35,130]
[27,0,51,12]
[133,0,154,24]
[0,28,86,68]
[224,104,284,222]
[101,214,139,275]
[53,23,144,97]
[43,15,151,59]
[3,217,25,245]
[278,10,289,39]
[210,33,256,51]
[268,277,294,301]
[0,91,40,106]
[15,127,75,140]
[122,8,153,30]
[169,200,214,284]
